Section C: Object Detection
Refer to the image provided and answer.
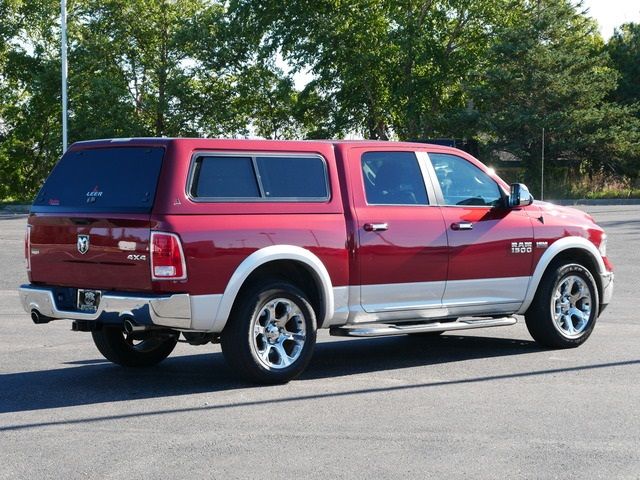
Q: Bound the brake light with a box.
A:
[151,232,187,280]
[25,225,31,271]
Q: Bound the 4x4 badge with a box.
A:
[77,235,90,255]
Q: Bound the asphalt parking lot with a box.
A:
[0,206,638,479]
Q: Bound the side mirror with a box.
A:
[509,183,534,207]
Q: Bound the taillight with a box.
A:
[25,225,31,271]
[151,232,187,280]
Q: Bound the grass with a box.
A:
[560,171,640,199]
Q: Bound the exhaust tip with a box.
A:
[31,309,51,324]
[122,316,148,334]
[123,317,135,334]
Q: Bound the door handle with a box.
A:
[364,223,389,232]
[451,222,473,231]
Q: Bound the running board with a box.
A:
[329,316,517,338]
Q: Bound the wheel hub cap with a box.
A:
[265,323,280,343]
[251,298,307,370]
[552,275,592,338]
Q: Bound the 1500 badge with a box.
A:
[511,241,532,254]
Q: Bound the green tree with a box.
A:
[0,0,255,199]
[0,0,63,199]
[607,23,640,108]
[228,0,510,140]
[472,0,640,193]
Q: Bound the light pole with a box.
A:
[61,0,68,153]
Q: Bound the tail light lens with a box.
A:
[151,232,187,280]
[25,225,31,271]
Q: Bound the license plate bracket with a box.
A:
[77,289,101,312]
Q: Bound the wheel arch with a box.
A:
[212,245,334,332]
[518,236,605,314]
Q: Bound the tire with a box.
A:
[525,263,599,348]
[91,327,178,367]
[221,281,317,384]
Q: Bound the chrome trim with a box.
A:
[415,151,441,204]
[363,222,388,232]
[451,221,473,230]
[19,285,192,329]
[185,151,331,203]
[331,316,517,337]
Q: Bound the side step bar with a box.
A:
[329,316,517,338]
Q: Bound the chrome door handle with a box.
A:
[364,223,389,232]
[451,222,473,231]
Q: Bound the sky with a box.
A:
[581,0,640,38]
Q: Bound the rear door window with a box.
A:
[361,151,429,205]
[189,154,329,201]
[32,147,164,213]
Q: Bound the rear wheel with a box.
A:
[221,281,317,384]
[91,327,178,367]
[525,263,599,348]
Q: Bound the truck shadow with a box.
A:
[0,334,541,416]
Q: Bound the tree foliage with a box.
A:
[607,22,640,109]
[0,0,638,200]
[472,1,640,190]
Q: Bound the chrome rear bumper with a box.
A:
[18,285,192,329]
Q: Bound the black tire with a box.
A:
[525,263,599,348]
[221,281,317,384]
[91,327,178,367]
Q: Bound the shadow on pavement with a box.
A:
[1,333,637,431]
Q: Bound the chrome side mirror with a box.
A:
[509,183,534,207]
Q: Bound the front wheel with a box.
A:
[221,281,317,384]
[525,263,599,348]
[91,327,178,367]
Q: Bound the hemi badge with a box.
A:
[536,241,549,249]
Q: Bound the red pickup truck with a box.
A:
[19,138,614,383]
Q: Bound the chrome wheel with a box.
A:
[551,275,592,338]
[251,298,307,370]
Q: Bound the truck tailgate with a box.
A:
[28,214,154,292]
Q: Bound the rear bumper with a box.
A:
[18,285,192,329]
